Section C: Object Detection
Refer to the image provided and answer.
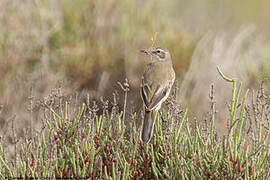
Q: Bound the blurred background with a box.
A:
[1,0,270,137]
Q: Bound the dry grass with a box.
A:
[0,74,270,178]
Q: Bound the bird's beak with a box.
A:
[140,49,150,55]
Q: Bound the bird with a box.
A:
[140,47,175,143]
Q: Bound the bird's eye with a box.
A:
[156,50,160,53]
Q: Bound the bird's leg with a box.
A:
[159,110,168,131]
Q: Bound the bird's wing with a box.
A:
[141,78,171,111]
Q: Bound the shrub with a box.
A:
[0,68,269,179]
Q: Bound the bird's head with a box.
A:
[140,47,171,61]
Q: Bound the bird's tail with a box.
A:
[141,110,158,143]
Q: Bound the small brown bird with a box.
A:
[140,47,175,143]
